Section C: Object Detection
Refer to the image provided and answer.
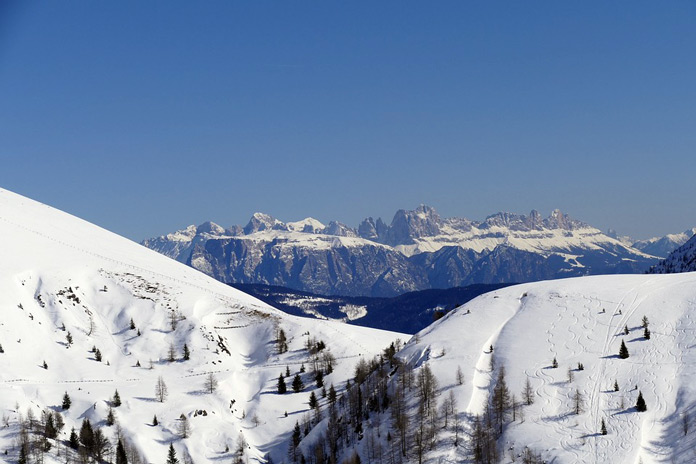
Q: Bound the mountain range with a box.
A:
[143,206,668,297]
[4,187,696,463]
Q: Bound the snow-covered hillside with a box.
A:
[633,228,696,259]
[390,273,696,463]
[649,234,696,275]
[0,188,402,463]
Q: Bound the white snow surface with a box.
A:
[0,188,403,463]
[397,272,696,463]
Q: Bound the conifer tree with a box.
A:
[551,357,558,368]
[113,389,121,407]
[277,374,287,394]
[636,391,647,412]
[106,406,115,426]
[183,344,190,361]
[95,348,102,362]
[309,391,318,409]
[68,427,79,449]
[601,418,607,435]
[642,315,649,328]
[66,331,73,346]
[116,439,128,464]
[292,374,304,392]
[523,377,534,405]
[152,415,158,426]
[624,325,629,335]
[328,384,337,405]
[315,370,324,388]
[614,380,619,392]
[619,340,629,359]
[166,443,179,464]
[129,318,136,330]
[62,392,71,410]
[644,326,651,340]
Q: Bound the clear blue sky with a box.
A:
[1,1,695,241]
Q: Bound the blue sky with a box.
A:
[1,1,695,241]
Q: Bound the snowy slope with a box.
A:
[649,234,696,274]
[0,188,402,463]
[394,272,696,463]
[633,228,696,258]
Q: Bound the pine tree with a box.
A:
[624,325,629,335]
[116,439,128,464]
[106,406,115,426]
[642,315,649,328]
[204,372,218,393]
[285,365,290,377]
[308,391,318,409]
[66,331,73,346]
[551,357,558,368]
[328,384,337,405]
[292,374,304,392]
[44,412,57,439]
[573,389,584,414]
[644,326,651,340]
[614,380,619,392]
[636,391,647,412]
[152,414,158,426]
[166,443,179,464]
[79,418,95,454]
[456,365,464,385]
[277,374,287,394]
[95,348,102,362]
[113,389,122,407]
[43,360,48,369]
[62,391,71,410]
[183,344,190,361]
[600,418,607,435]
[315,370,324,388]
[619,340,629,359]
[300,363,305,373]
[129,318,136,330]
[68,427,79,449]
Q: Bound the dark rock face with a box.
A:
[187,237,427,297]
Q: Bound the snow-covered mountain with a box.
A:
[0,188,402,463]
[648,233,696,274]
[293,272,696,463]
[143,206,659,297]
[632,228,696,259]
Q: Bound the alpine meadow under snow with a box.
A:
[3,186,696,464]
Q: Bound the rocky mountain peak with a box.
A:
[196,221,226,236]
[385,205,442,245]
[243,212,286,234]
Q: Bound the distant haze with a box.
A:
[2,2,694,241]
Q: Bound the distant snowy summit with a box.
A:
[143,206,668,297]
[648,232,696,274]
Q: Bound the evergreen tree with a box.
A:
[106,406,115,426]
[292,374,304,392]
[95,348,102,362]
[66,331,73,346]
[79,418,95,454]
[573,389,584,414]
[67,426,79,449]
[309,391,318,409]
[18,444,27,464]
[285,365,290,377]
[315,370,324,388]
[43,360,48,369]
[300,363,305,373]
[551,357,558,368]
[644,326,651,340]
[44,412,57,439]
[624,325,629,335]
[153,414,158,426]
[113,389,122,407]
[62,391,71,410]
[328,384,337,405]
[642,315,649,328]
[166,443,179,464]
[601,418,607,435]
[636,391,647,412]
[183,344,190,361]
[116,439,128,464]
[130,318,136,330]
[614,380,619,392]
[619,340,629,359]
[277,374,287,394]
